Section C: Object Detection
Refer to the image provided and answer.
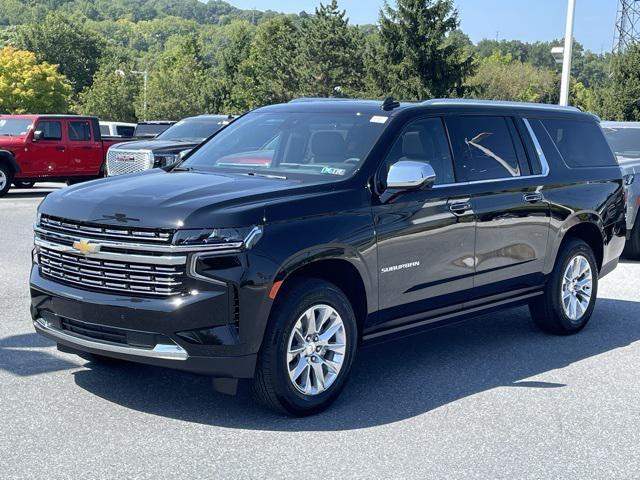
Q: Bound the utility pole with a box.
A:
[614,0,640,53]
[559,0,576,107]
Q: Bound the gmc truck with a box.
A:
[30,99,626,416]
[0,114,126,195]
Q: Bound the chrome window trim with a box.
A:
[34,318,188,361]
[34,227,243,253]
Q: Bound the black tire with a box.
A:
[623,220,640,260]
[530,238,598,335]
[0,163,13,197]
[13,181,35,189]
[253,278,358,416]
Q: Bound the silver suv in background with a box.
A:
[106,114,234,176]
[602,121,640,258]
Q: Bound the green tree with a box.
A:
[595,45,640,121]
[139,35,221,120]
[230,17,301,110]
[371,0,475,100]
[214,20,255,112]
[0,46,71,113]
[12,12,104,93]
[77,65,140,122]
[466,51,558,104]
[297,0,365,97]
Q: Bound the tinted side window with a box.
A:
[383,117,455,185]
[541,119,616,168]
[448,116,522,181]
[37,121,62,140]
[69,121,91,141]
[116,126,135,137]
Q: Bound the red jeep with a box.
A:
[0,115,126,197]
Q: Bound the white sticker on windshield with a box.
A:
[370,115,389,124]
[321,167,346,176]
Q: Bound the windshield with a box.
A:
[135,123,172,137]
[182,112,388,181]
[157,118,228,142]
[0,119,33,136]
[603,127,640,161]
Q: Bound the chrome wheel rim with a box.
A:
[561,254,593,322]
[0,170,6,191]
[286,304,346,396]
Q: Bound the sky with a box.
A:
[226,0,619,53]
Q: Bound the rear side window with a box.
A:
[69,121,91,141]
[541,119,616,168]
[100,125,110,136]
[37,121,62,140]
[447,116,523,181]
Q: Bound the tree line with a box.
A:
[0,0,636,121]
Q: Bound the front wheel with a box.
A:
[0,164,13,197]
[530,238,598,335]
[253,278,358,416]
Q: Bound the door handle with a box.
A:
[82,146,94,150]
[449,201,472,214]
[523,192,544,203]
[55,146,65,152]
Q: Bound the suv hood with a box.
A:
[111,139,198,153]
[39,169,320,229]
[0,136,26,147]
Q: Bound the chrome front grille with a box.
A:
[40,215,172,243]
[38,246,184,296]
[106,148,154,176]
[35,216,187,298]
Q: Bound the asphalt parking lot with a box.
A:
[1,184,639,479]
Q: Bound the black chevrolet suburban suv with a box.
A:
[30,99,626,415]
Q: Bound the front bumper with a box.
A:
[30,268,257,378]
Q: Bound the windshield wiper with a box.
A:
[172,166,194,172]
[243,172,288,180]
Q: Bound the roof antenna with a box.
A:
[381,96,400,111]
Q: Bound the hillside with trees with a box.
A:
[0,0,632,120]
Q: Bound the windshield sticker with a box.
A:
[321,167,347,176]
[370,115,389,124]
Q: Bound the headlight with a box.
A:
[173,226,263,249]
[153,153,179,167]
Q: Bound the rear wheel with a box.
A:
[253,278,358,416]
[623,221,640,260]
[13,181,35,189]
[530,239,598,335]
[0,164,13,197]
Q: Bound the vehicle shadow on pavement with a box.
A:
[71,297,640,431]
[2,191,57,200]
[0,332,78,376]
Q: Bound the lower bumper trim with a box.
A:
[34,318,188,361]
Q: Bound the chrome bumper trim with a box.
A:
[34,318,188,361]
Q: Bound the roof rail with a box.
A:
[288,97,356,103]
[422,98,582,112]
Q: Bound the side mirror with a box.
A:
[33,131,43,141]
[387,160,436,190]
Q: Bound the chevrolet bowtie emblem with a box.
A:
[72,239,100,255]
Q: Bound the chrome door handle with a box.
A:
[449,202,472,214]
[523,193,544,203]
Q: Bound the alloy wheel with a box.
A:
[286,304,346,396]
[561,254,593,321]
